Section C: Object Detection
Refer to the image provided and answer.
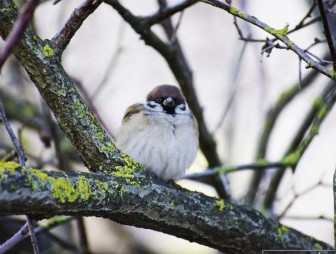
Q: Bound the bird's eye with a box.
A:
[155,98,162,103]
[180,105,186,111]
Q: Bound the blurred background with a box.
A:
[0,0,335,253]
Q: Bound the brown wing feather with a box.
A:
[122,103,145,123]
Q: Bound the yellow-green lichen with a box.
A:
[306,61,316,68]
[257,158,268,166]
[313,97,324,108]
[264,25,288,36]
[170,200,175,207]
[42,44,55,57]
[0,161,20,174]
[277,225,289,240]
[281,150,300,166]
[329,69,336,80]
[75,98,86,118]
[285,40,293,47]
[49,177,78,203]
[113,153,142,186]
[119,185,125,198]
[229,6,245,18]
[313,242,323,250]
[215,199,225,211]
[30,168,48,182]
[317,104,328,120]
[76,176,91,201]
[94,179,108,192]
[113,181,126,198]
[25,168,49,191]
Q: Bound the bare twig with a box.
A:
[293,0,318,31]
[277,180,325,219]
[246,70,320,206]
[318,0,336,69]
[263,81,336,210]
[305,49,333,65]
[0,100,39,253]
[214,40,248,132]
[52,0,103,53]
[0,0,38,70]
[169,11,184,43]
[0,222,29,254]
[77,217,90,254]
[91,21,125,99]
[183,161,288,180]
[146,0,198,27]
[0,100,26,166]
[200,0,335,80]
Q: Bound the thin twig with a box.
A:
[246,70,320,206]
[0,0,38,70]
[182,161,287,180]
[169,11,184,43]
[293,0,318,31]
[0,100,26,165]
[146,0,198,27]
[27,217,39,254]
[263,81,336,210]
[77,217,90,254]
[52,0,103,53]
[214,40,248,132]
[0,222,29,254]
[200,0,335,80]
[91,21,125,99]
[0,100,39,253]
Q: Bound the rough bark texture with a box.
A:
[0,1,334,253]
[0,0,125,173]
[0,162,332,254]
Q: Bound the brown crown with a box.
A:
[146,85,186,105]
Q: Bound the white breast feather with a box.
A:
[116,110,198,181]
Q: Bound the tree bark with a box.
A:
[0,162,332,254]
[0,1,333,253]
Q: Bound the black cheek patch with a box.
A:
[147,102,157,108]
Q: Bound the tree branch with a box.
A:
[317,0,336,70]
[200,0,336,80]
[246,70,319,206]
[52,0,103,53]
[104,0,230,199]
[0,162,332,254]
[0,0,38,70]
[145,0,198,27]
[0,0,125,173]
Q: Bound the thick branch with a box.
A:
[0,162,332,254]
[0,0,125,173]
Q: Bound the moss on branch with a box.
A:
[0,0,135,173]
[0,162,332,253]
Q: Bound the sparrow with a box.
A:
[116,85,199,181]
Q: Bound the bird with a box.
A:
[116,85,199,181]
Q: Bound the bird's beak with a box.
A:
[163,97,175,107]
